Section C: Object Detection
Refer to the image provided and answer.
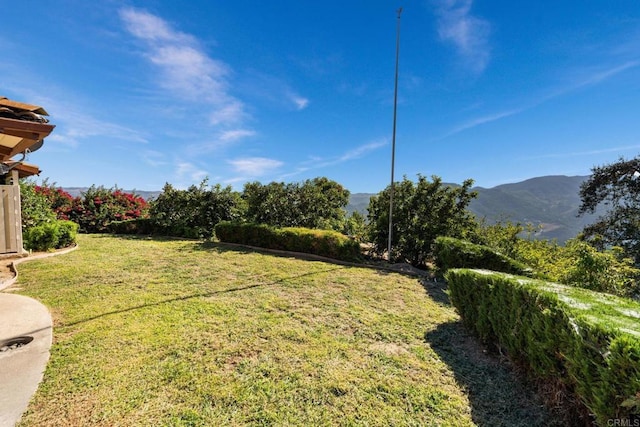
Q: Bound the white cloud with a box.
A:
[141,150,167,167]
[438,60,640,141]
[19,92,148,148]
[278,139,388,179]
[566,60,640,93]
[439,108,523,140]
[148,45,230,98]
[228,157,283,176]
[288,93,309,110]
[119,8,192,43]
[119,7,246,125]
[339,140,388,162]
[434,0,491,74]
[186,128,256,155]
[219,129,256,142]
[209,101,246,126]
[244,71,309,111]
[176,161,209,183]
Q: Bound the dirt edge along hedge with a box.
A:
[445,268,640,424]
[214,222,361,262]
[434,236,533,276]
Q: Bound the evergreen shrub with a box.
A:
[24,220,78,251]
[108,218,156,235]
[445,268,640,424]
[434,236,532,276]
[215,222,361,262]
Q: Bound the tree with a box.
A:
[578,156,640,262]
[149,179,244,238]
[367,175,478,267]
[242,181,293,227]
[242,177,350,230]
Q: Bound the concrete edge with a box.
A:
[0,244,79,292]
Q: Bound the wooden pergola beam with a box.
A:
[0,117,55,161]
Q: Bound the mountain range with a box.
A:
[63,175,603,243]
[346,175,604,243]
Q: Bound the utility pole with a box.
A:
[388,7,402,262]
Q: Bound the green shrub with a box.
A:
[108,218,156,235]
[215,222,361,262]
[56,220,79,248]
[433,236,533,276]
[514,238,640,298]
[445,268,640,424]
[242,177,349,230]
[149,181,244,239]
[24,220,78,251]
[20,180,56,230]
[367,175,478,266]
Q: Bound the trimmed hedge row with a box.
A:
[445,268,640,424]
[434,236,532,276]
[214,222,361,262]
[107,218,156,235]
[107,218,216,239]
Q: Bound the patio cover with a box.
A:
[0,97,55,177]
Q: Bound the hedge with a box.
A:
[23,220,79,252]
[445,268,640,424]
[107,218,156,235]
[214,222,361,262]
[434,236,533,276]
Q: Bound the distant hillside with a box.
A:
[346,175,603,243]
[470,175,604,242]
[345,193,374,216]
[63,187,161,201]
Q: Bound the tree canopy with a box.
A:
[579,156,640,262]
[367,175,478,267]
[242,177,349,230]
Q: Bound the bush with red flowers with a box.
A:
[66,185,149,233]
[34,181,74,220]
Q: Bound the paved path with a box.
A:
[0,246,77,426]
[0,293,52,427]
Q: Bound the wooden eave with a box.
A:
[0,117,55,160]
[0,97,49,115]
[1,161,41,178]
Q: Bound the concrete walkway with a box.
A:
[0,246,77,427]
[0,293,52,427]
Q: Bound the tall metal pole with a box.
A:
[388,7,402,262]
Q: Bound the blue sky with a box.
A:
[3,1,640,192]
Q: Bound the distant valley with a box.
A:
[63,175,603,243]
[345,175,603,243]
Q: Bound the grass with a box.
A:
[14,234,556,426]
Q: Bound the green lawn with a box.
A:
[15,235,555,426]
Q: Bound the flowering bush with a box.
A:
[20,181,57,230]
[34,183,74,220]
[67,186,149,233]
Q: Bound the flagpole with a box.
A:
[388,7,402,262]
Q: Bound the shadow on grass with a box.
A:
[60,265,346,327]
[419,277,450,306]
[425,321,563,427]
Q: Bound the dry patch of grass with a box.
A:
[14,235,554,426]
